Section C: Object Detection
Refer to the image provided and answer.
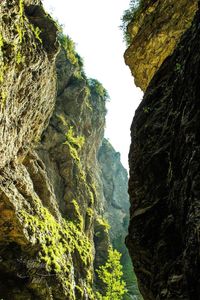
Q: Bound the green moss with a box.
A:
[19,0,24,17]
[15,48,25,64]
[65,126,85,149]
[18,196,94,297]
[30,24,42,43]
[63,126,85,166]
[142,106,150,113]
[96,217,110,233]
[175,62,182,73]
[16,23,25,44]
[14,0,42,64]
[56,113,68,126]
[86,208,94,218]
[63,127,89,189]
[71,199,84,230]
[85,88,93,111]
[18,0,42,44]
[14,0,25,63]
[75,285,84,298]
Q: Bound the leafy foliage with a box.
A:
[57,25,86,81]
[96,217,110,233]
[58,31,78,65]
[87,78,109,101]
[65,126,85,149]
[113,235,143,300]
[121,0,144,45]
[96,248,127,300]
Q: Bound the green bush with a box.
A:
[96,247,127,300]
[121,0,144,45]
[87,78,109,101]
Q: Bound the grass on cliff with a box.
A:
[121,0,145,45]
[57,23,109,102]
[19,196,94,299]
[87,78,110,101]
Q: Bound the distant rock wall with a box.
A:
[98,139,129,243]
[126,2,200,299]
[97,139,142,300]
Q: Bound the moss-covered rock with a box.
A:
[0,0,59,168]
[0,1,108,298]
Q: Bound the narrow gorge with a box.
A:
[1,0,200,299]
[0,0,139,299]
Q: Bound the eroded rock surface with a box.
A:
[0,0,58,168]
[124,0,198,90]
[127,7,200,300]
[0,1,108,298]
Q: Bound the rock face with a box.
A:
[126,3,200,300]
[0,0,58,168]
[124,0,198,91]
[0,1,110,298]
[97,139,142,299]
[98,139,129,244]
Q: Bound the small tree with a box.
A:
[96,247,127,300]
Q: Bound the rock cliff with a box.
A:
[124,0,198,91]
[0,1,134,299]
[98,139,142,299]
[126,1,200,299]
[0,1,108,298]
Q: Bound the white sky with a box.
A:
[42,0,143,170]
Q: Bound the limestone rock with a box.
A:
[0,0,58,169]
[0,1,108,298]
[124,0,198,91]
[98,139,129,243]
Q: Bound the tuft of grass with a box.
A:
[96,217,110,233]
[65,126,85,150]
[121,0,145,45]
[58,31,79,65]
[87,78,109,101]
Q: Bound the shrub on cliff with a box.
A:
[87,78,109,101]
[96,247,127,300]
[121,0,144,45]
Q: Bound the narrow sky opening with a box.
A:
[42,0,143,170]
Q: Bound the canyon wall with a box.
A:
[0,1,134,299]
[125,0,200,299]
